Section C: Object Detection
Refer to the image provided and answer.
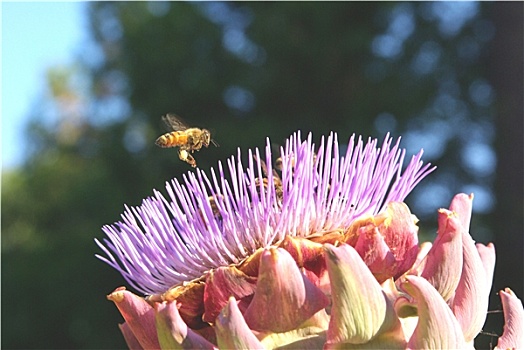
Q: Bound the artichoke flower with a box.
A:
[96,131,523,349]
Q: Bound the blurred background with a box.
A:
[2,2,522,349]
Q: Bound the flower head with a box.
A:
[96,132,433,294]
[96,131,523,349]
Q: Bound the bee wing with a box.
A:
[162,113,189,131]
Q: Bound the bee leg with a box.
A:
[177,149,187,162]
[186,153,197,167]
[179,149,196,167]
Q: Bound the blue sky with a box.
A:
[2,2,85,170]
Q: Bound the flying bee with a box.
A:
[155,113,219,167]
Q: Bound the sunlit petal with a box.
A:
[215,297,264,349]
[448,193,473,232]
[446,193,490,342]
[155,301,216,349]
[107,287,160,349]
[496,288,524,350]
[420,209,463,301]
[324,244,389,344]
[476,242,496,292]
[243,247,329,332]
[202,266,257,323]
[401,276,466,349]
[354,202,419,283]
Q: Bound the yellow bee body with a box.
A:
[155,128,212,150]
[155,114,218,167]
[254,155,284,203]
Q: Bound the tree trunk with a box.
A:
[488,2,523,300]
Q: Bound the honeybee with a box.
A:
[207,194,224,219]
[253,155,284,203]
[275,153,317,171]
[155,113,218,167]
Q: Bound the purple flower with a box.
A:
[97,131,524,349]
[96,132,434,295]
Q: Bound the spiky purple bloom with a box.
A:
[96,131,435,295]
